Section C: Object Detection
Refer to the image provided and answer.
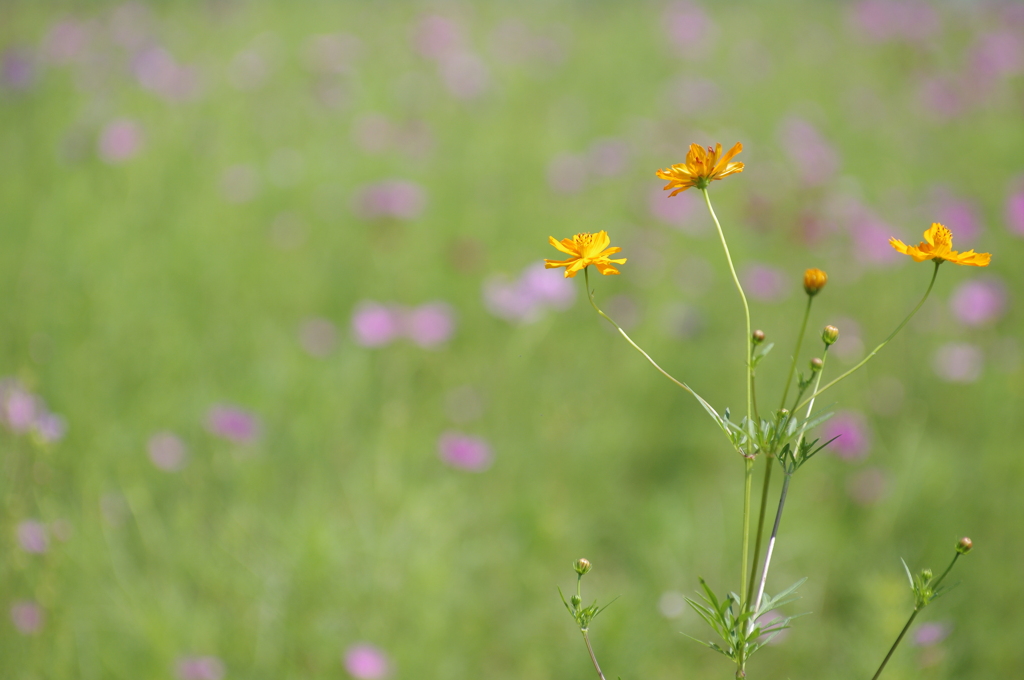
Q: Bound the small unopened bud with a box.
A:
[956,537,973,554]
[810,357,823,372]
[803,268,828,296]
[570,594,582,608]
[574,558,592,576]
[822,325,839,346]
[752,330,766,344]
[921,568,933,582]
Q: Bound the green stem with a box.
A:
[870,609,919,680]
[583,267,720,422]
[931,553,961,591]
[780,296,813,410]
[581,630,607,680]
[796,261,940,413]
[741,456,753,604]
[746,453,774,605]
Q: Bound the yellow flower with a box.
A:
[803,268,828,296]
[544,231,626,278]
[889,223,992,267]
[655,142,744,195]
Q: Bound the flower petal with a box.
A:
[548,235,578,256]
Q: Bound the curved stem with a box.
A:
[932,553,961,591]
[796,261,940,412]
[701,188,754,422]
[583,267,720,422]
[780,296,813,410]
[582,631,607,680]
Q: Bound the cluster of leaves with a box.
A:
[558,586,614,632]
[902,560,957,609]
[720,407,836,470]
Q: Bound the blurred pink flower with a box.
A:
[933,342,983,383]
[17,520,49,554]
[483,263,575,324]
[849,1,940,42]
[949,277,1007,327]
[176,656,225,680]
[299,317,338,357]
[344,643,392,678]
[42,20,92,64]
[588,138,630,177]
[1,381,38,432]
[206,405,261,443]
[916,75,964,120]
[352,180,426,220]
[848,205,902,265]
[520,262,576,310]
[98,119,143,163]
[970,30,1024,81]
[439,52,490,100]
[1006,188,1024,235]
[406,303,456,348]
[148,431,188,471]
[649,186,704,234]
[741,263,789,302]
[846,467,888,505]
[822,411,871,461]
[913,622,951,647]
[413,16,463,61]
[438,431,493,471]
[10,601,43,635]
[33,412,66,443]
[2,49,36,90]
[779,117,839,186]
[133,47,201,102]
[664,1,716,58]
[351,303,404,347]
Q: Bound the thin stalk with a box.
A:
[869,609,919,680]
[780,296,813,410]
[583,267,720,421]
[741,456,754,604]
[870,552,961,680]
[796,261,940,412]
[746,454,774,605]
[581,631,607,680]
[752,351,828,615]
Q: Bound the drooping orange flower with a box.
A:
[655,142,744,196]
[889,223,991,267]
[544,231,626,278]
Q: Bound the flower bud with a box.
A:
[752,330,766,344]
[822,325,839,346]
[570,594,582,608]
[574,558,592,576]
[810,357,823,372]
[803,268,828,296]
[956,537,973,554]
[921,568,933,582]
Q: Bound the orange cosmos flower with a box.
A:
[889,223,992,267]
[544,231,626,278]
[655,142,744,196]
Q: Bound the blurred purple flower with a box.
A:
[352,180,426,220]
[950,277,1007,327]
[10,601,43,635]
[206,405,261,443]
[913,622,951,647]
[846,467,888,505]
[848,205,902,265]
[779,117,839,186]
[849,1,939,42]
[413,16,464,61]
[17,520,49,554]
[970,30,1024,82]
[520,262,576,310]
[176,656,225,680]
[42,20,92,64]
[741,263,789,302]
[1006,187,1024,236]
[933,342,983,383]
[664,2,716,58]
[302,33,362,74]
[299,317,338,357]
[1,381,38,433]
[406,303,456,348]
[588,138,630,177]
[931,187,980,242]
[649,186,704,234]
[344,644,392,679]
[916,75,964,120]
[483,276,539,323]
[822,411,871,461]
[547,153,587,195]
[439,52,490,100]
[351,302,403,347]
[220,164,261,204]
[98,119,143,163]
[2,49,36,90]
[148,431,188,471]
[438,431,493,471]
[33,411,66,443]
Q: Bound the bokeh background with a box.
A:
[1,1,1023,678]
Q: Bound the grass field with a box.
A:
[1,2,1023,678]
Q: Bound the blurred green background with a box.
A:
[1,1,1022,678]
